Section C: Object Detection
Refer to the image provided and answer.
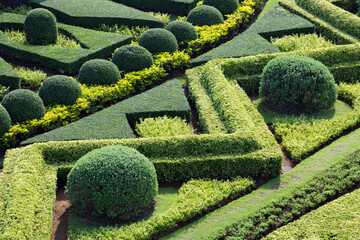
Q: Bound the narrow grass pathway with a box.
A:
[161,127,360,240]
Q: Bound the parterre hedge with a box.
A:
[0,56,21,90]
[111,0,198,15]
[30,0,164,28]
[0,12,132,74]
[22,79,191,144]
[0,0,263,148]
[222,150,360,239]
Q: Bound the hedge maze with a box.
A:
[1,0,360,239]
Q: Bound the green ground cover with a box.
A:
[254,99,352,124]
[30,0,164,28]
[0,12,132,74]
[0,56,20,90]
[190,4,314,67]
[264,188,360,239]
[21,79,191,144]
[112,0,198,15]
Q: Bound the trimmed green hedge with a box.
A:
[0,56,21,90]
[294,0,360,39]
[0,145,57,239]
[111,0,198,15]
[0,12,132,74]
[265,188,360,239]
[30,0,164,28]
[190,5,314,67]
[279,0,360,44]
[222,150,360,239]
[22,79,191,144]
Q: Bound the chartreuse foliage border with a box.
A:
[0,12,132,74]
[68,177,254,239]
[0,0,263,149]
[265,186,360,239]
[30,0,164,28]
[22,79,191,144]
[161,128,360,240]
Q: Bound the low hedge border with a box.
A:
[222,150,360,239]
[190,4,314,67]
[0,0,263,149]
[0,56,21,90]
[279,0,360,44]
[0,12,132,74]
[161,127,360,240]
[21,79,191,144]
[273,82,360,162]
[30,0,164,28]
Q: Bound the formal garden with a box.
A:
[1,0,360,239]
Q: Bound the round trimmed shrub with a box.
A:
[165,21,198,43]
[111,45,154,72]
[186,5,224,26]
[77,59,121,85]
[66,145,158,220]
[203,0,239,15]
[39,75,82,106]
[259,55,337,114]
[2,89,46,123]
[138,28,178,54]
[24,8,58,45]
[0,105,11,136]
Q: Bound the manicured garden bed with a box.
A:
[1,0,360,239]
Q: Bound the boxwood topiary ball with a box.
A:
[139,28,178,54]
[2,89,46,123]
[66,145,158,221]
[165,21,198,43]
[77,59,121,85]
[24,8,58,45]
[0,105,11,136]
[39,75,82,106]
[259,55,337,114]
[186,5,224,26]
[111,45,154,72]
[203,0,239,15]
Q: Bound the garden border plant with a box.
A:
[0,0,264,149]
[0,12,132,74]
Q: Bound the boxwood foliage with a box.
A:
[30,0,164,28]
[165,20,198,43]
[186,5,224,26]
[139,28,178,54]
[203,0,239,15]
[77,59,121,86]
[0,105,11,136]
[66,145,158,220]
[38,75,82,106]
[0,12,132,74]
[2,89,46,123]
[0,56,21,90]
[111,45,154,72]
[24,8,58,45]
[260,55,337,113]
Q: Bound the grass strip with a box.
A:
[161,127,360,240]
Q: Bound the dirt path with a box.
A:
[52,189,71,240]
